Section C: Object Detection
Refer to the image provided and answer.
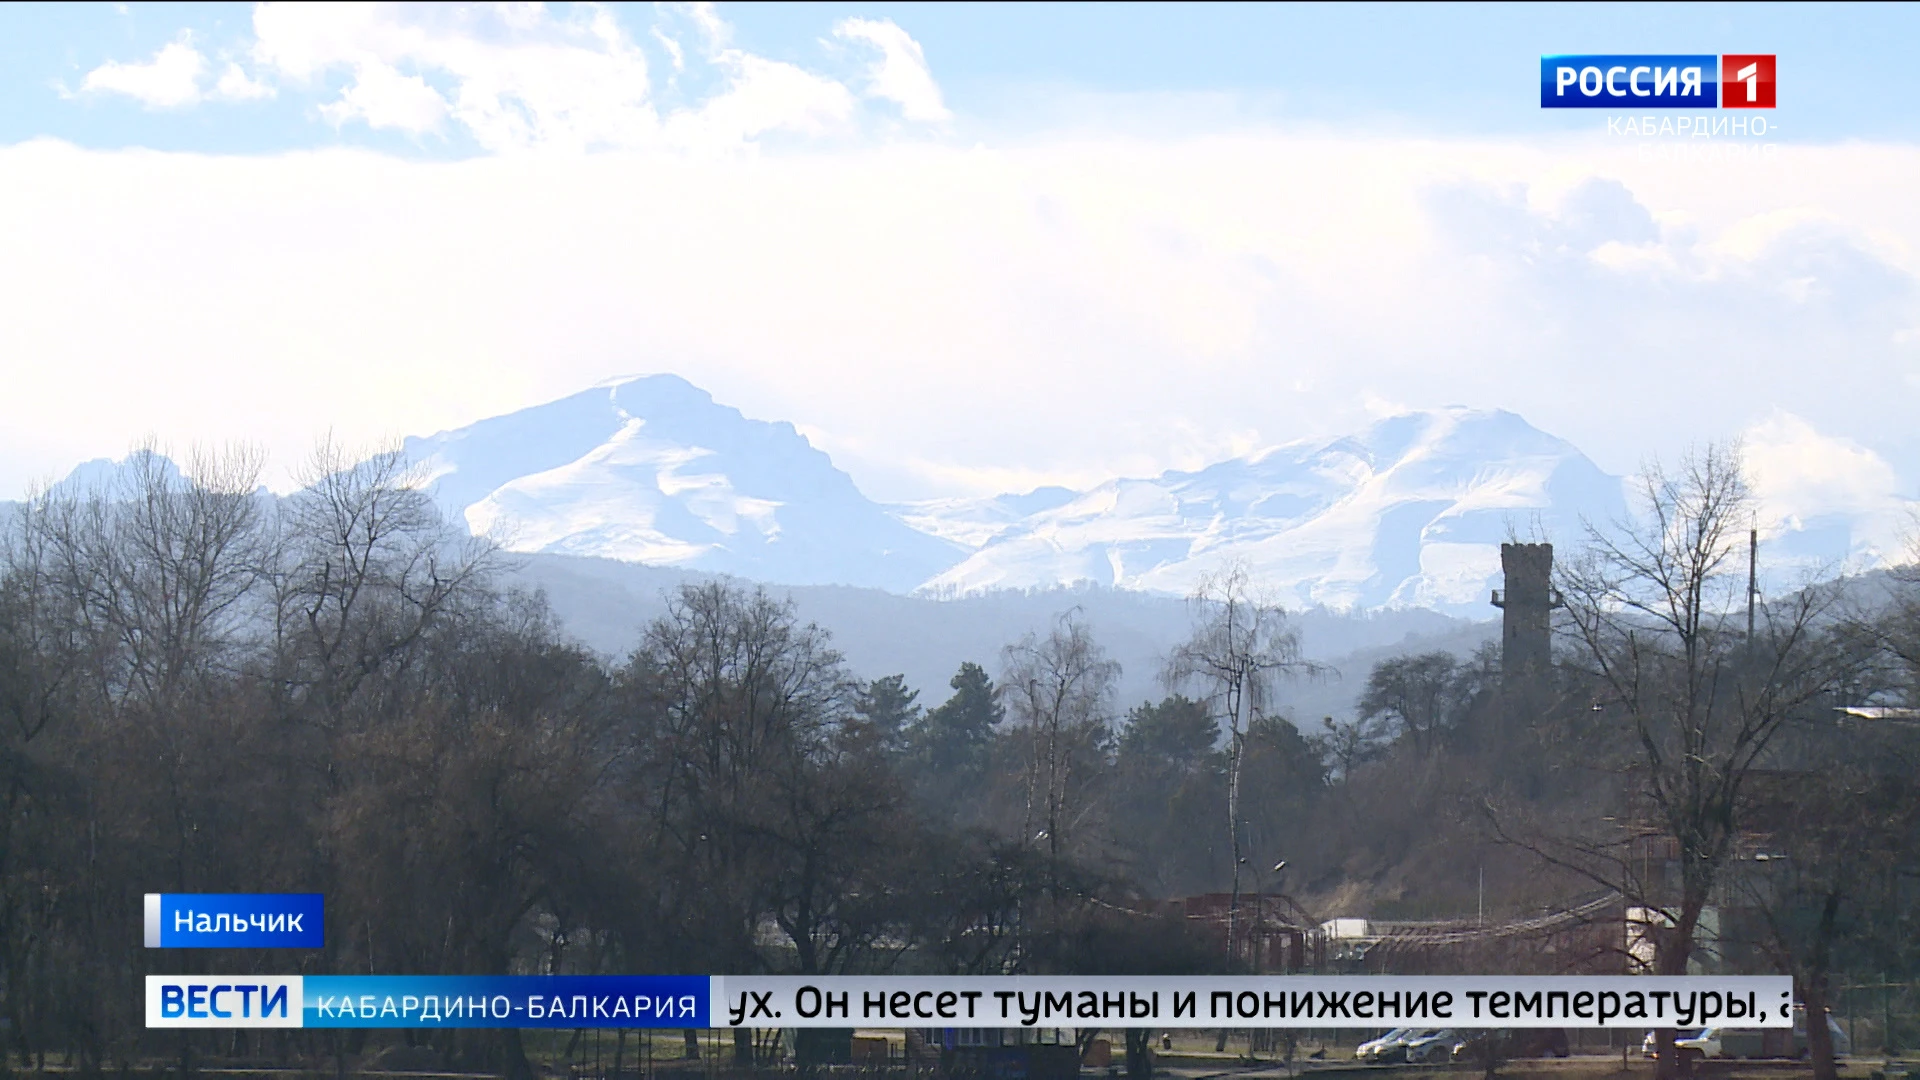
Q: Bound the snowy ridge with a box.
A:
[404,384,1626,611]
[402,375,963,593]
[905,408,1629,613]
[39,381,1901,616]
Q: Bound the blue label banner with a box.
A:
[303,976,708,1028]
[1541,55,1719,108]
[145,893,324,949]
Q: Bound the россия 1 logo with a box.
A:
[1540,55,1775,108]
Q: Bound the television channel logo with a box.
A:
[1541,55,1774,108]
[1720,54,1776,108]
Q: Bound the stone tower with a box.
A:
[1491,542,1560,675]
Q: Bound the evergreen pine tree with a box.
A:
[908,661,1004,818]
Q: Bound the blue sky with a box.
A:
[3,2,1920,565]
[6,3,1917,153]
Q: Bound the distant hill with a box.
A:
[499,552,1492,722]
[23,372,1897,720]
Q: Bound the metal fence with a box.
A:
[1835,981,1920,1057]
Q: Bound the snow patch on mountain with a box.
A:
[890,486,1081,549]
[404,375,962,592]
[28,383,1915,622]
[910,408,1630,614]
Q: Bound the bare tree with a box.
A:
[1165,562,1316,971]
[1736,736,1918,1080]
[273,438,493,731]
[20,442,267,717]
[617,581,861,978]
[1001,611,1119,869]
[1550,444,1843,1077]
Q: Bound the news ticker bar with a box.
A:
[147,975,1793,1030]
[144,893,324,949]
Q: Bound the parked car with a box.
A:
[1450,1029,1570,1063]
[1403,1030,1459,1064]
[1641,1029,1704,1057]
[1356,1028,1423,1064]
[1721,1012,1853,1060]
[1673,1028,1724,1065]
[1644,1013,1850,1063]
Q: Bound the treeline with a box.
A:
[0,446,1299,1073]
[4,442,1920,1080]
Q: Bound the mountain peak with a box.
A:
[53,450,189,495]
[912,407,1627,613]
[404,374,960,592]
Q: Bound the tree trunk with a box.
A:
[1654,908,1702,1080]
[501,1029,535,1080]
[1125,1030,1154,1080]
[682,1029,701,1059]
[1653,1030,1677,1080]
[1225,724,1243,967]
[1805,888,1843,1080]
[1806,982,1837,1080]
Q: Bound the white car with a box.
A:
[1402,1030,1459,1064]
[1647,1015,1852,1062]
[1640,1029,1704,1057]
[1355,1029,1422,1063]
[1674,1028,1723,1061]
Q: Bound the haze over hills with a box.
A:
[499,552,1490,715]
[27,372,1911,720]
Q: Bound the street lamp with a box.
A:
[1250,860,1290,974]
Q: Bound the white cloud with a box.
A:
[79,32,208,108]
[68,5,952,152]
[662,51,857,146]
[227,2,937,152]
[679,2,731,52]
[834,17,951,124]
[1,128,1918,512]
[318,62,447,133]
[1745,411,1901,519]
[251,2,650,148]
[650,27,685,73]
[213,62,275,101]
[1742,412,1915,568]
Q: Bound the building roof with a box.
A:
[1837,706,1920,721]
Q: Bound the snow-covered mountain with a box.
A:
[906,408,1629,613]
[403,375,963,593]
[404,382,1627,611]
[28,377,1903,616]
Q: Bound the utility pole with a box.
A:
[1747,527,1758,639]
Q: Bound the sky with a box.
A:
[3,2,1920,537]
